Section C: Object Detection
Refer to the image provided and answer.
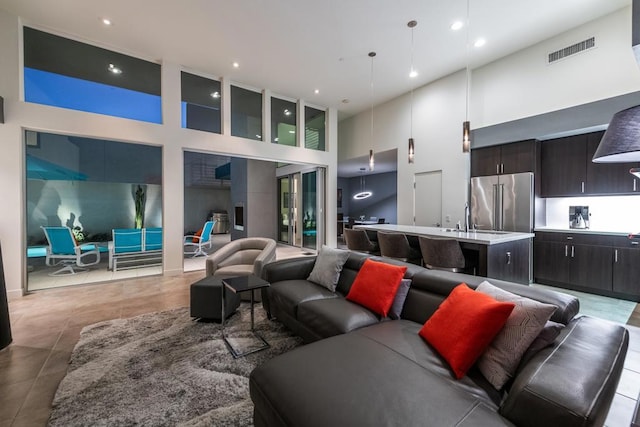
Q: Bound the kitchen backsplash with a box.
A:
[543,196,640,232]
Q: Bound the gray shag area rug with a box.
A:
[48,304,302,427]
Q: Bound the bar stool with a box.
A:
[418,236,468,273]
[344,228,380,255]
[377,231,422,265]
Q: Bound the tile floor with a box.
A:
[2,248,639,426]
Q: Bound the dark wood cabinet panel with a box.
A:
[570,244,613,291]
[486,239,531,284]
[613,247,640,295]
[586,131,639,194]
[540,134,587,197]
[534,240,570,284]
[470,145,501,177]
[471,140,536,177]
[500,140,536,175]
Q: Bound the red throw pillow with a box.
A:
[192,228,203,243]
[346,259,407,317]
[418,283,515,379]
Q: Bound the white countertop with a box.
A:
[534,227,634,237]
[356,224,534,245]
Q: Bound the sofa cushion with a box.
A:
[250,331,511,427]
[419,284,515,379]
[475,281,557,390]
[296,298,380,338]
[518,320,564,369]
[389,279,411,320]
[269,279,338,318]
[211,264,254,278]
[307,245,350,291]
[346,259,407,317]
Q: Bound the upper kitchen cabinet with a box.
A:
[541,131,640,196]
[470,140,536,177]
[540,134,587,196]
[586,131,639,194]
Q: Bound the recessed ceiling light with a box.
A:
[101,18,112,26]
[210,91,220,99]
[108,63,122,74]
[314,89,320,94]
[450,21,463,31]
[474,38,486,48]
[232,62,239,68]
[409,69,418,78]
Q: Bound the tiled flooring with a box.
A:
[2,249,639,426]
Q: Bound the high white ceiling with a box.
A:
[0,0,631,121]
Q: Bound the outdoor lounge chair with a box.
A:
[184,220,216,257]
[41,226,101,276]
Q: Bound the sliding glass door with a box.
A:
[278,168,325,250]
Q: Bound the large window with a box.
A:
[25,131,163,290]
[23,27,162,123]
[181,72,222,133]
[305,106,326,151]
[231,85,263,141]
[271,97,297,146]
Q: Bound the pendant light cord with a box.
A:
[465,0,470,121]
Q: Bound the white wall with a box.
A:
[472,7,640,128]
[0,9,338,297]
[339,7,640,230]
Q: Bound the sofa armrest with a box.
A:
[262,256,317,283]
[500,316,629,427]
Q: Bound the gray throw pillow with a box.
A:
[475,281,557,390]
[307,245,350,292]
[388,279,411,320]
[518,320,564,368]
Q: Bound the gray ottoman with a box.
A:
[190,276,241,321]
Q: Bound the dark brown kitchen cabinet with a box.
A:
[486,239,531,284]
[540,134,587,197]
[535,232,640,300]
[534,240,570,284]
[541,130,640,196]
[585,131,640,194]
[470,140,535,177]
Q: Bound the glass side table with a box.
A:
[221,275,271,358]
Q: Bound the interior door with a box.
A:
[414,171,442,227]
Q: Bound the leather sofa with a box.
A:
[250,251,629,427]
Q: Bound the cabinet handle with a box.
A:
[581,181,585,193]
[501,163,504,174]
[506,251,511,265]
[634,180,637,192]
[496,164,499,175]
[565,245,568,257]
[632,241,639,246]
[615,249,618,263]
[571,246,575,258]
[566,236,573,240]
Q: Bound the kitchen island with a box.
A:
[356,224,534,284]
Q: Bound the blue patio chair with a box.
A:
[145,228,163,252]
[41,226,101,276]
[109,228,143,270]
[184,220,216,257]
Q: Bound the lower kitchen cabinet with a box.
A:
[612,246,640,295]
[534,232,639,300]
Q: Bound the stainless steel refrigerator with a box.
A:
[470,172,534,232]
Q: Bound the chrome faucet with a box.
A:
[464,202,470,232]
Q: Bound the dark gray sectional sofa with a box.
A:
[250,251,629,427]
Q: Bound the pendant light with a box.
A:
[408,20,417,164]
[369,51,376,171]
[353,168,372,200]
[592,105,640,178]
[462,0,471,153]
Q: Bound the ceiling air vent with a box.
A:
[548,37,596,64]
